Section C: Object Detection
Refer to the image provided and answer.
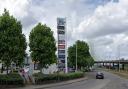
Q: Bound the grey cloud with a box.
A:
[79,16,128,39]
[78,0,128,39]
[21,14,38,29]
[92,36,114,45]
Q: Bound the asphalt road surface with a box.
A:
[43,70,128,89]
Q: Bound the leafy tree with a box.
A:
[29,23,56,73]
[68,40,94,70]
[0,9,27,74]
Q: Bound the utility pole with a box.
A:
[75,42,78,72]
[109,52,111,70]
[118,45,120,72]
[65,17,68,73]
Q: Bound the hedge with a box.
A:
[34,72,84,84]
[0,73,24,85]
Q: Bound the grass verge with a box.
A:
[101,68,128,79]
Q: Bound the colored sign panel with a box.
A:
[58,35,65,40]
[58,50,65,54]
[58,30,65,34]
[58,55,65,59]
[58,40,65,44]
[58,45,65,49]
[57,18,66,26]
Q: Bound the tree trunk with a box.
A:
[81,67,83,71]
[40,67,43,73]
[39,63,43,73]
[34,62,36,70]
[1,64,3,73]
[7,66,9,74]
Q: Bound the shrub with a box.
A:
[58,72,84,80]
[34,72,84,84]
[0,73,24,85]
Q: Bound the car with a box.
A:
[68,68,75,72]
[96,72,104,79]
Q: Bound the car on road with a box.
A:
[96,72,104,79]
[68,68,75,72]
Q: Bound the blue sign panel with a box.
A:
[58,55,65,59]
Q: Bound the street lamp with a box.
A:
[108,52,111,70]
[75,42,78,72]
[117,44,120,72]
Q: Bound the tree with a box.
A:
[0,9,27,74]
[29,23,56,73]
[68,40,94,70]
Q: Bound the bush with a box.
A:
[58,72,84,80]
[12,70,19,73]
[34,72,84,84]
[0,73,24,85]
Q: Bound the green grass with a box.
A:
[101,68,128,79]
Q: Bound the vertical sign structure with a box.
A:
[57,18,67,73]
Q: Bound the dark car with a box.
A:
[68,68,75,72]
[96,72,104,79]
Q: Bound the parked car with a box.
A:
[96,72,104,79]
[68,68,75,72]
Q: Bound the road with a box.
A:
[43,70,128,89]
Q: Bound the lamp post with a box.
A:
[117,44,120,72]
[65,18,68,73]
[108,52,111,70]
[75,41,78,72]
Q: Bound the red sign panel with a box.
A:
[58,45,65,49]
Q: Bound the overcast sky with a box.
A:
[1,0,128,60]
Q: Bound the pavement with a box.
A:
[12,70,128,89]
